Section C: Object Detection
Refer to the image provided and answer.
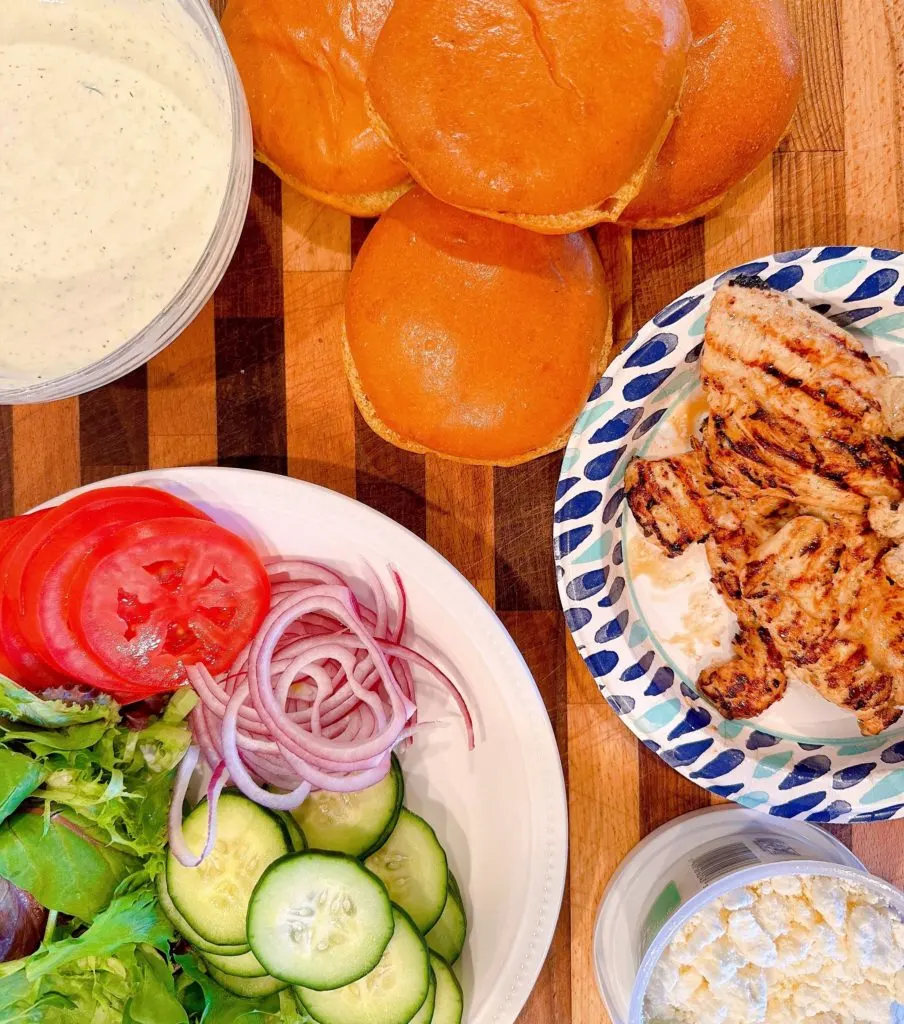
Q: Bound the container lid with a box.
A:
[593,805,865,1024]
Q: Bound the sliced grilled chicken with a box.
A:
[624,451,733,555]
[877,377,904,439]
[844,553,904,709]
[698,626,787,720]
[868,496,904,541]
[624,279,904,735]
[702,278,891,432]
[701,408,902,515]
[703,504,797,620]
[701,281,904,514]
[731,516,901,733]
[794,636,901,736]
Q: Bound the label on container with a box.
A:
[640,833,809,954]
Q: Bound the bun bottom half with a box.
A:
[625,192,726,231]
[363,97,678,235]
[256,151,412,218]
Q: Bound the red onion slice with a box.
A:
[176,562,473,864]
[168,748,229,868]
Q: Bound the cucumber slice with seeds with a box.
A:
[296,906,430,1024]
[248,851,394,990]
[275,810,308,852]
[410,969,437,1024]
[207,965,287,998]
[425,874,467,964]
[365,810,448,932]
[156,872,250,956]
[292,756,404,858]
[166,792,290,946]
[429,954,463,1024]
[202,948,268,979]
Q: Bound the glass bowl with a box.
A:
[0,0,253,405]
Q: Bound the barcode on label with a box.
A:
[691,842,759,885]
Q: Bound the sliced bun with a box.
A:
[621,0,801,228]
[223,0,411,216]
[365,0,691,230]
[344,189,612,466]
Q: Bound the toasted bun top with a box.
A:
[345,189,610,463]
[366,0,691,218]
[222,0,409,196]
[621,0,801,225]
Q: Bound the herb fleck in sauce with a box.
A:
[0,0,232,384]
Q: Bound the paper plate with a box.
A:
[554,246,904,823]
[45,466,568,1024]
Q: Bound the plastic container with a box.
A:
[594,805,904,1024]
[1,0,253,405]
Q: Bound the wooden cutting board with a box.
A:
[1,1,902,1020]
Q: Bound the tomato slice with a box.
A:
[0,516,38,681]
[70,517,271,691]
[0,512,68,690]
[19,490,210,693]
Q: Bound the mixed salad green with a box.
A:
[0,677,304,1024]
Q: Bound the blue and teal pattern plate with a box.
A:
[555,246,904,823]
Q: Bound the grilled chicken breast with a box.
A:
[701,281,904,515]
[699,626,787,720]
[626,279,904,735]
[624,451,730,555]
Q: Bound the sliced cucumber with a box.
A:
[207,965,287,998]
[365,810,448,933]
[297,907,430,1024]
[202,948,268,979]
[425,874,467,965]
[410,969,436,1024]
[292,756,404,858]
[274,809,308,852]
[156,872,250,956]
[167,792,290,946]
[429,955,463,1024]
[248,851,394,990]
[293,990,318,1022]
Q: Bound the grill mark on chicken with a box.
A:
[625,281,904,735]
[703,335,883,423]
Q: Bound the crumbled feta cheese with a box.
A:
[644,875,904,1024]
[720,887,754,912]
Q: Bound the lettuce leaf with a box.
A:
[0,946,188,1024]
[3,719,114,754]
[0,682,212,1019]
[0,677,119,729]
[0,889,177,1020]
[175,957,306,1024]
[0,679,195,876]
[0,748,43,825]
[0,812,138,920]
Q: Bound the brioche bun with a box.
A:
[621,0,801,228]
[222,0,411,217]
[365,0,691,233]
[344,189,612,465]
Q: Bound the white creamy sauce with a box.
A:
[0,0,232,384]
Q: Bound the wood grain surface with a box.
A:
[2,1,903,1020]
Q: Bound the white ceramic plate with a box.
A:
[45,466,568,1024]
